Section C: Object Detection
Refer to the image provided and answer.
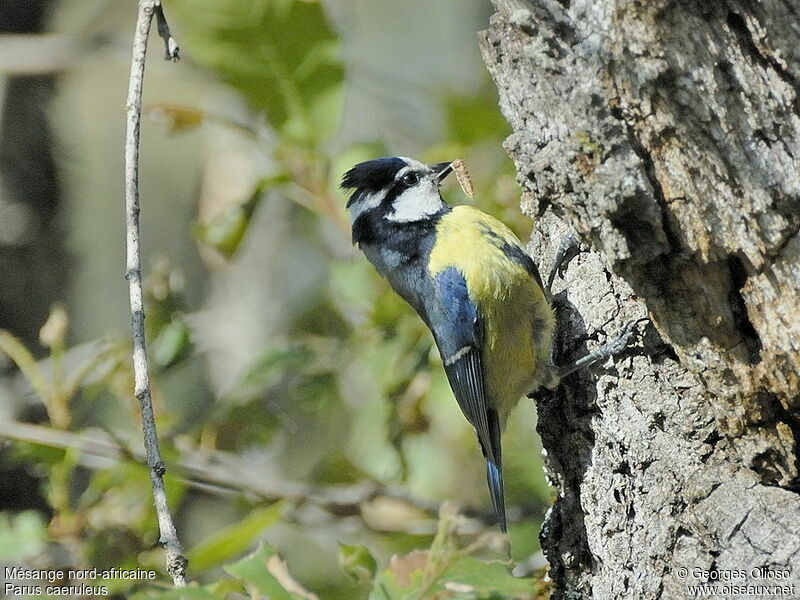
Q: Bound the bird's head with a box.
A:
[341,157,454,233]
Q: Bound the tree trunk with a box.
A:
[480,0,800,597]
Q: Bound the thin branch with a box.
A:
[0,420,536,533]
[125,0,186,586]
[154,2,180,61]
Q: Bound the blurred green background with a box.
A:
[0,0,550,597]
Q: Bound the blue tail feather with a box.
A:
[486,460,507,533]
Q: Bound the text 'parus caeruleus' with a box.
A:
[341,156,639,533]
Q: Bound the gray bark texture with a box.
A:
[479,1,800,598]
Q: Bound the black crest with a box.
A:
[341,157,407,194]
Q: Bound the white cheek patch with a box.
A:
[347,192,382,223]
[386,182,444,222]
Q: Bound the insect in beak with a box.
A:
[451,159,474,199]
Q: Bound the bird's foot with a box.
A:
[556,317,648,380]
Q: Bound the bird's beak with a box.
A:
[431,161,454,184]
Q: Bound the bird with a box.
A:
[341,156,640,534]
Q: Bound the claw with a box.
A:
[546,232,582,295]
[606,317,648,353]
[555,317,648,380]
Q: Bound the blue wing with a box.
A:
[428,267,506,532]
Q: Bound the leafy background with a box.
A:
[0,0,551,597]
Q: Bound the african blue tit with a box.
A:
[341,156,558,533]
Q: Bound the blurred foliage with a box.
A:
[126,505,547,599]
[193,173,291,258]
[187,503,284,574]
[0,511,48,562]
[167,0,344,144]
[0,0,551,598]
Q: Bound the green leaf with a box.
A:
[187,503,283,573]
[152,320,192,370]
[132,587,218,600]
[167,0,344,145]
[0,331,51,402]
[371,553,542,600]
[208,578,247,597]
[338,543,377,585]
[195,203,252,258]
[368,551,427,600]
[224,542,317,599]
[194,173,290,257]
[130,585,221,600]
[193,192,260,258]
[439,556,540,598]
[0,511,47,561]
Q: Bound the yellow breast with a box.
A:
[428,206,554,423]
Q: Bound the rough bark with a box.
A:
[480,1,800,598]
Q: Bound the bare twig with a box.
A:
[124,0,186,586]
[154,2,180,61]
[0,420,537,533]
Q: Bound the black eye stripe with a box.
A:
[401,171,420,186]
[353,169,426,217]
[378,179,409,209]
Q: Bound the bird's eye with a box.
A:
[401,172,419,186]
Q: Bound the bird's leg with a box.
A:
[546,231,581,296]
[544,231,582,372]
[556,317,648,380]
[532,232,646,395]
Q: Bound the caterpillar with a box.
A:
[451,159,474,199]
